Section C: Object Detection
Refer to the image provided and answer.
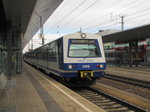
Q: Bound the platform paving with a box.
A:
[0,63,105,112]
[0,67,63,112]
[106,66,150,82]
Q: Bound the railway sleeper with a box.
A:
[104,107,131,112]
[95,102,116,106]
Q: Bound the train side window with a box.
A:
[47,42,57,62]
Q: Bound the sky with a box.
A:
[23,0,150,53]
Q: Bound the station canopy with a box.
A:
[2,0,63,47]
[102,24,150,44]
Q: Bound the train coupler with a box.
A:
[79,71,94,80]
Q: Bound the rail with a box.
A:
[104,74,150,89]
[72,87,148,112]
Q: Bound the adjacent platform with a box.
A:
[0,63,105,112]
[106,66,150,82]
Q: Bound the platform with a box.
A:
[0,63,105,112]
[106,66,150,82]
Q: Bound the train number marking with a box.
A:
[82,65,90,68]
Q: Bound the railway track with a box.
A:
[104,74,150,89]
[28,65,149,111]
[72,87,147,112]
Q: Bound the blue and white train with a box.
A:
[24,32,106,85]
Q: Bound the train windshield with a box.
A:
[68,39,101,58]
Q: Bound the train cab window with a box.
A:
[68,39,101,58]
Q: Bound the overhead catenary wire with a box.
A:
[45,0,88,34]
[58,0,150,33]
[58,0,123,32]
[42,0,150,36]
[57,0,100,29]
[79,0,142,28]
[59,0,148,32]
[80,5,150,31]
[46,0,123,34]
[97,11,150,30]
[44,0,71,29]
[58,0,147,32]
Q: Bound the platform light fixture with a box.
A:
[34,11,44,45]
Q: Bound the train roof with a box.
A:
[24,32,101,54]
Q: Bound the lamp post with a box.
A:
[119,14,127,30]
[34,11,44,45]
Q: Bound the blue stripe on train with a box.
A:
[35,63,105,78]
[63,63,106,71]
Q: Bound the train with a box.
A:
[104,38,150,66]
[24,32,106,85]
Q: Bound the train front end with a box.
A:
[62,33,106,85]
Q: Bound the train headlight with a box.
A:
[100,64,104,68]
[96,64,104,68]
[68,65,73,69]
[68,65,76,69]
